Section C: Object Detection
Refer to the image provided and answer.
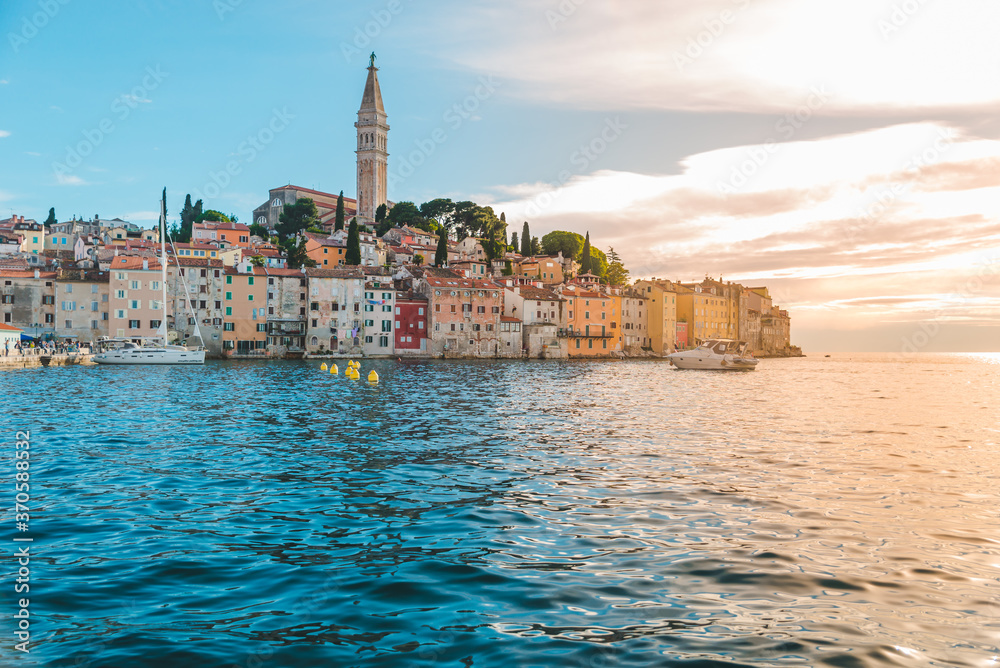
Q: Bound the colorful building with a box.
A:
[221,264,267,355]
[108,256,168,340]
[393,290,429,355]
[417,274,502,357]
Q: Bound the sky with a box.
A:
[1,0,998,352]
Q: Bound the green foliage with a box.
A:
[605,247,630,286]
[248,223,268,239]
[588,245,608,279]
[580,232,592,274]
[419,198,455,227]
[520,222,530,256]
[196,210,232,224]
[335,191,345,232]
[345,219,361,265]
[530,236,541,256]
[43,208,56,227]
[249,255,265,267]
[375,203,387,224]
[541,230,584,260]
[173,194,202,244]
[502,260,513,276]
[281,236,316,269]
[413,253,425,265]
[509,231,519,252]
[276,198,319,243]
[434,226,448,266]
[375,218,393,237]
[385,201,424,228]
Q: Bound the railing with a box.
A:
[557,328,614,338]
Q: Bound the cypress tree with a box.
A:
[434,226,448,266]
[335,191,345,232]
[345,219,361,265]
[510,231,519,252]
[580,231,592,274]
[520,221,530,256]
[43,208,56,227]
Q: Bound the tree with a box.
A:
[541,230,585,260]
[434,226,448,266]
[335,191,345,232]
[452,200,478,239]
[509,231,519,253]
[249,255,265,267]
[605,247,630,286]
[276,198,319,243]
[196,210,231,224]
[281,237,316,269]
[530,236,541,255]
[580,232,592,274]
[375,203,387,223]
[520,221,531,256]
[173,195,202,243]
[420,198,455,227]
[43,208,56,227]
[413,253,425,265]
[385,201,424,228]
[248,222,268,239]
[345,219,361,265]
[502,260,513,276]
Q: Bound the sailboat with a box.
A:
[93,191,206,365]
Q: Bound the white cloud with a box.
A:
[0,130,10,138]
[431,0,1000,113]
[122,211,159,222]
[24,151,41,157]
[482,121,1000,342]
[0,79,7,84]
[55,174,88,186]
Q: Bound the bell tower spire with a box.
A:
[355,53,389,222]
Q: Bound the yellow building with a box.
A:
[633,279,677,354]
[222,266,267,355]
[676,279,741,345]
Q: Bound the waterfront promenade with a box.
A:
[0,350,93,368]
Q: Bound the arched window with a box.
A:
[271,198,282,207]
[310,336,318,346]
[256,216,266,225]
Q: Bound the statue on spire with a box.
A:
[369,52,377,68]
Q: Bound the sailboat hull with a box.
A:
[93,348,205,365]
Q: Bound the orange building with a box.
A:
[560,285,620,357]
[222,265,267,355]
[304,232,347,268]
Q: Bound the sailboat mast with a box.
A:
[160,193,168,343]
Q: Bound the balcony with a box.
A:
[557,328,613,338]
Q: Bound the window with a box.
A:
[130,300,139,310]
[380,336,389,347]
[472,324,480,331]
[486,324,493,331]
[225,307,232,316]
[215,301,221,309]
[585,312,590,319]
[257,324,267,332]
[418,307,424,315]
[382,305,391,312]
[381,320,391,332]
[150,320,161,329]
[248,294,254,302]
[129,319,140,329]
[226,292,232,300]
[65,283,73,293]
[248,277,254,285]
[364,319,374,327]
[365,336,373,343]
[64,319,72,329]
[418,321,424,329]
[492,306,499,314]
[226,275,232,284]
[115,290,125,299]
[462,303,472,312]
[450,305,456,313]
[224,322,234,331]
[1,295,13,304]
[130,280,139,290]
[91,301,98,311]
[477,305,485,314]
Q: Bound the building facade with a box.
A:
[355,59,389,221]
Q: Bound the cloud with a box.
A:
[24,151,40,157]
[0,130,9,138]
[55,174,88,186]
[122,211,159,222]
[482,121,1000,347]
[0,79,7,85]
[425,0,1000,114]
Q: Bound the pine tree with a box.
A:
[520,221,530,256]
[580,231,592,274]
[434,226,448,266]
[43,208,56,227]
[375,203,387,223]
[335,191,345,232]
[345,219,361,265]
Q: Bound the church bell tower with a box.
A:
[355,53,389,222]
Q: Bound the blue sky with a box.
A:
[2,0,999,351]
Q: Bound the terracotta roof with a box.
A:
[272,185,358,203]
[174,258,225,268]
[110,256,163,270]
[306,267,366,279]
[517,286,563,301]
[255,267,304,277]
[499,316,521,323]
[195,221,250,232]
[425,277,500,289]
[0,323,24,332]
[0,270,58,278]
[304,232,345,248]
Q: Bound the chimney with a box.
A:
[33,269,39,279]
[142,258,149,270]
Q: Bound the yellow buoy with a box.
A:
[367,370,379,383]
[330,363,338,375]
[348,360,356,369]
[320,363,328,371]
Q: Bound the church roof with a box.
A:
[360,65,385,113]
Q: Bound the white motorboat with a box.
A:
[94,190,205,366]
[666,339,759,371]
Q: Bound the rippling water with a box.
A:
[3,353,999,667]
